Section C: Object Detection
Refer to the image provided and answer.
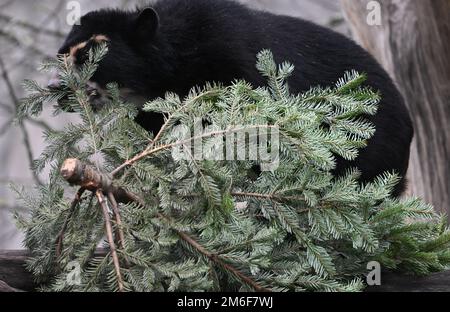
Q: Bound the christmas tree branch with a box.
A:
[60,158,270,292]
[111,124,277,177]
[111,89,223,176]
[175,229,270,292]
[231,191,306,203]
[107,192,127,254]
[55,187,86,258]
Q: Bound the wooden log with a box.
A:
[368,270,450,292]
[0,280,23,292]
[1,249,450,292]
[0,250,34,291]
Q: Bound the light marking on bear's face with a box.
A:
[68,34,110,62]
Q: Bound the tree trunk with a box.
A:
[340,0,450,215]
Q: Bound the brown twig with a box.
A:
[55,187,85,258]
[231,191,308,203]
[0,56,43,185]
[95,190,124,292]
[175,229,270,292]
[109,89,245,178]
[110,125,277,177]
[58,159,125,291]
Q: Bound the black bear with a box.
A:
[52,0,414,196]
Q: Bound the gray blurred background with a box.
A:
[0,0,347,249]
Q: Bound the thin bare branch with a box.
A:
[95,190,124,292]
[0,13,65,38]
[111,124,277,177]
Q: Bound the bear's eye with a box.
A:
[74,42,93,66]
[66,35,109,66]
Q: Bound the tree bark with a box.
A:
[340,0,450,215]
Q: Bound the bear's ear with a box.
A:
[135,7,160,38]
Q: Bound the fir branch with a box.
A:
[60,158,270,292]
[231,191,306,203]
[55,187,86,258]
[95,190,124,292]
[111,125,278,177]
[175,229,270,292]
[0,13,66,38]
[17,46,450,292]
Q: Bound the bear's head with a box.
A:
[49,7,173,112]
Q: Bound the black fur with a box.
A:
[58,0,414,196]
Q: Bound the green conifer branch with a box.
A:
[14,45,450,292]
